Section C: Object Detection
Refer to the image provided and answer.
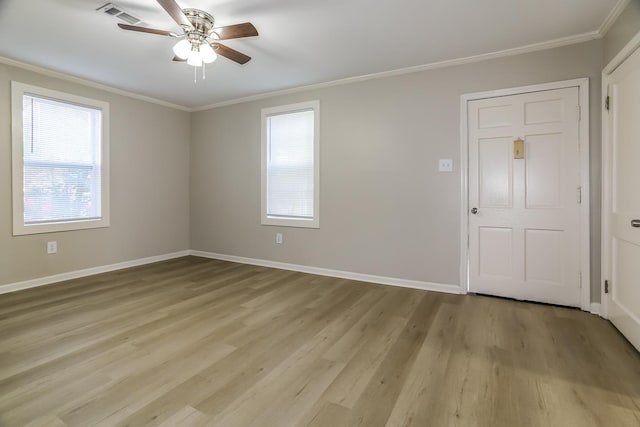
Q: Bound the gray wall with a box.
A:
[604,0,640,66]
[191,40,603,299]
[5,27,631,301]
[0,63,191,286]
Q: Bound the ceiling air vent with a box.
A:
[97,3,145,26]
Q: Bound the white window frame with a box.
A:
[11,81,110,235]
[261,100,320,228]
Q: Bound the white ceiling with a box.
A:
[0,0,622,109]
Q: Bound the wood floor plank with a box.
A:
[115,376,216,427]
[193,284,381,416]
[298,400,350,427]
[322,314,408,408]
[0,343,137,414]
[322,288,417,363]
[22,414,67,427]
[2,371,113,426]
[59,339,235,426]
[155,406,210,427]
[385,301,461,427]
[0,256,639,427]
[337,292,443,426]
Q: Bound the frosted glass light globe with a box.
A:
[187,50,203,67]
[200,44,217,63]
[172,40,191,59]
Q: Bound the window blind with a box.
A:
[22,94,102,224]
[266,109,315,219]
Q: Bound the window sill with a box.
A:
[13,217,110,236]
[261,216,319,229]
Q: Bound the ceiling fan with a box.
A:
[117,0,258,67]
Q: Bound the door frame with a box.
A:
[459,78,591,311]
[601,31,640,319]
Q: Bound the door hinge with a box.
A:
[577,186,582,204]
[577,105,581,121]
[605,280,610,294]
[605,96,610,111]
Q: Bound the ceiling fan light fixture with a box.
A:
[201,44,217,63]
[172,39,191,59]
[116,1,256,76]
[187,49,203,67]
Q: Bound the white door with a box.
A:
[605,45,640,351]
[468,87,582,306]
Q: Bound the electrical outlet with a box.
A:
[438,158,453,172]
[276,233,283,244]
[47,241,57,254]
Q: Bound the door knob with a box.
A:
[471,207,478,214]
[632,219,640,228]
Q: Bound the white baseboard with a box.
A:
[190,250,463,295]
[2,249,603,307]
[0,250,191,295]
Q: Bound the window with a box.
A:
[261,100,319,228]
[11,81,110,235]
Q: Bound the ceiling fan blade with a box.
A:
[211,23,258,40]
[156,0,193,29]
[212,43,251,64]
[172,56,186,62]
[118,23,177,37]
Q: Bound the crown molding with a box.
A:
[599,0,630,37]
[193,31,601,111]
[1,27,605,114]
[0,56,190,112]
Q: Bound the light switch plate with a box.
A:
[439,158,453,172]
[47,241,57,254]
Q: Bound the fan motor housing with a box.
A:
[183,8,215,37]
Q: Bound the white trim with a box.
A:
[601,63,610,318]
[578,81,592,312]
[0,250,191,295]
[0,56,189,112]
[0,248,463,297]
[460,78,589,101]
[194,32,600,111]
[459,95,470,297]
[600,30,640,320]
[604,30,640,75]
[599,0,631,37]
[590,303,602,316]
[11,81,111,235]
[261,100,320,229]
[1,30,602,113]
[191,250,462,295]
[459,78,591,311]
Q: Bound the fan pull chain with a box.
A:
[194,65,197,84]
[203,64,206,80]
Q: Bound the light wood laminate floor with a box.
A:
[0,256,639,426]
